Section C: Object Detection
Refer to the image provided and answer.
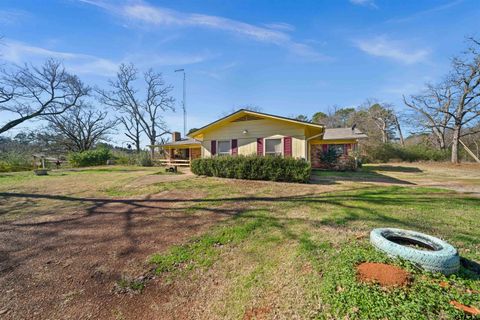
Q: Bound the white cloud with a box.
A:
[349,0,378,9]
[124,51,214,69]
[1,40,119,76]
[0,9,30,25]
[263,22,295,32]
[80,0,328,61]
[388,0,463,23]
[354,36,430,64]
[1,40,212,76]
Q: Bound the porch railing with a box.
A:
[154,159,191,167]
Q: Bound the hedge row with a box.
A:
[191,155,311,183]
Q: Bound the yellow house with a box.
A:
[154,109,367,168]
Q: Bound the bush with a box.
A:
[111,150,154,167]
[0,151,32,172]
[363,143,450,163]
[113,151,137,165]
[191,155,311,183]
[318,147,341,167]
[68,148,112,167]
[136,151,153,167]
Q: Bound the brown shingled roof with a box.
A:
[322,127,368,140]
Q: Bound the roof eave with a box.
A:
[187,109,324,138]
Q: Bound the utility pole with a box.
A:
[175,69,186,137]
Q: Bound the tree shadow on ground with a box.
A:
[1,188,479,277]
[366,165,423,173]
[310,169,416,185]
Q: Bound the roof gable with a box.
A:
[188,109,324,139]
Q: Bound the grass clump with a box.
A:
[305,242,480,319]
[114,276,146,294]
[149,214,271,274]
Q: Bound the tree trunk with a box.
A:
[394,115,404,146]
[451,124,461,164]
[382,122,388,143]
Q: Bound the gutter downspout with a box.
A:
[305,131,324,162]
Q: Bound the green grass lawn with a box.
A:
[144,181,480,319]
[1,165,479,319]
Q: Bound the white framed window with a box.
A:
[265,138,282,156]
[217,140,231,156]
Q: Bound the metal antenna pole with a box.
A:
[183,71,186,137]
[175,68,186,137]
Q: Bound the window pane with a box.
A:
[265,139,282,154]
[218,141,230,154]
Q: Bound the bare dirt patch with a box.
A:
[243,305,272,320]
[357,262,411,287]
[0,188,236,320]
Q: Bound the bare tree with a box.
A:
[143,69,175,153]
[45,105,118,152]
[0,59,89,135]
[367,102,396,143]
[97,64,143,152]
[403,83,453,150]
[445,37,480,163]
[220,105,262,117]
[97,63,174,154]
[119,112,142,153]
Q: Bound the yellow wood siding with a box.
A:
[202,118,305,140]
[199,118,308,158]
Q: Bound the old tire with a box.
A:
[370,228,460,275]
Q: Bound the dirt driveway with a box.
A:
[0,187,239,320]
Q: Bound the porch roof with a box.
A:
[151,138,201,149]
[322,128,368,140]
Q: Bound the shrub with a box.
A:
[0,151,32,172]
[191,155,311,183]
[136,151,153,167]
[112,151,137,166]
[363,143,450,163]
[318,147,341,167]
[68,148,112,167]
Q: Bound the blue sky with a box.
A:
[0,0,479,140]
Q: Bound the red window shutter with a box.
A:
[284,136,292,157]
[343,144,349,155]
[322,144,328,153]
[257,138,263,156]
[211,140,216,156]
[231,139,238,156]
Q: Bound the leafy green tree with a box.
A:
[312,112,327,124]
[295,114,310,122]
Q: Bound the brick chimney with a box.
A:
[172,131,181,142]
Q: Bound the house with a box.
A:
[152,109,367,168]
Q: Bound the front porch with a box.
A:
[150,133,201,167]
